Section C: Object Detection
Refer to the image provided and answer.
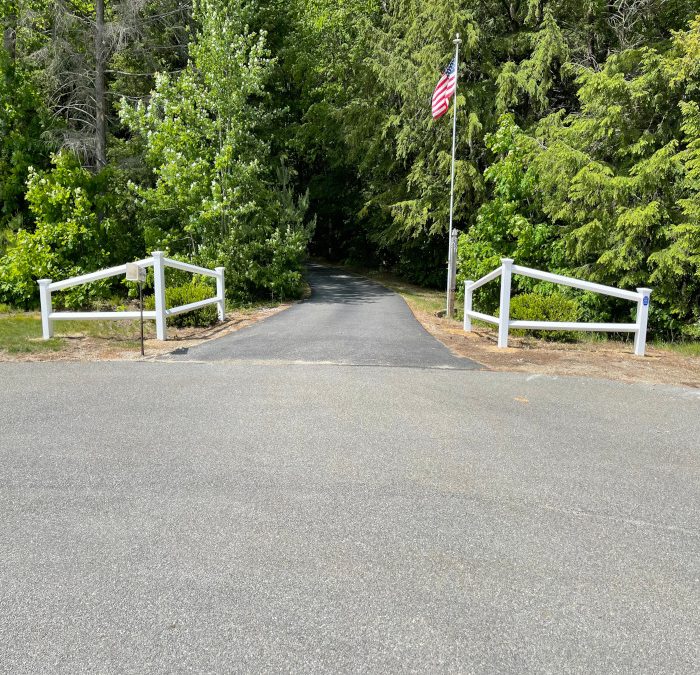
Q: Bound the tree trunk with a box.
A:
[94,0,107,169]
[3,10,17,60]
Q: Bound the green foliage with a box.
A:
[144,281,219,327]
[276,0,700,337]
[529,21,700,333]
[121,0,312,302]
[283,0,684,264]
[496,10,569,114]
[508,292,581,341]
[0,46,50,238]
[456,115,561,310]
[0,151,142,308]
[2,0,700,341]
[455,19,700,335]
[393,233,449,288]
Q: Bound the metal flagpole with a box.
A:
[446,33,461,317]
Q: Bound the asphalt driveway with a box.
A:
[0,266,698,673]
[165,263,478,369]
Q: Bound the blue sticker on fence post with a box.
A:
[643,296,649,306]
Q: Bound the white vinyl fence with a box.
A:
[463,258,652,356]
[38,251,225,341]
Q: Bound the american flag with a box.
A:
[432,57,457,120]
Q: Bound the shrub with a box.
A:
[0,151,144,309]
[145,281,219,328]
[507,292,581,341]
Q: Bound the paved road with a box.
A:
[1,267,699,673]
[166,264,477,368]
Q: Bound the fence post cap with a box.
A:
[500,257,514,264]
[636,287,652,294]
[37,279,52,285]
[151,250,164,257]
[215,266,225,272]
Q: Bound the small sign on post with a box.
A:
[125,263,146,283]
[125,263,147,355]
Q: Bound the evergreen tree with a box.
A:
[121,0,312,300]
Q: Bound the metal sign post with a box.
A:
[126,262,147,356]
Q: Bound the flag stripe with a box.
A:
[432,76,456,101]
[431,57,457,120]
[432,81,450,100]
[432,77,455,102]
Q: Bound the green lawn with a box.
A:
[0,314,64,353]
[0,312,151,354]
[652,339,700,357]
[0,298,283,356]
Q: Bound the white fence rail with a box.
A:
[463,258,652,356]
[37,251,225,341]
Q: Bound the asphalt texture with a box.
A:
[165,264,478,368]
[1,267,699,673]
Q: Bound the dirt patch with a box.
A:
[1,304,291,362]
[411,307,700,388]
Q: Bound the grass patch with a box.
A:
[57,319,155,340]
[369,273,445,314]
[0,314,64,353]
[0,312,155,355]
[652,340,700,357]
[0,297,290,358]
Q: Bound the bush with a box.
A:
[145,281,219,328]
[0,151,144,309]
[507,292,581,341]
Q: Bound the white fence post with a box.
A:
[463,280,473,331]
[634,287,652,357]
[215,267,226,322]
[38,279,53,339]
[498,258,513,348]
[463,260,652,354]
[152,251,167,341]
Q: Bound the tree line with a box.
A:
[1,0,699,336]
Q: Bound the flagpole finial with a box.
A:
[454,33,462,45]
